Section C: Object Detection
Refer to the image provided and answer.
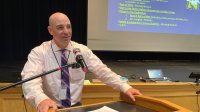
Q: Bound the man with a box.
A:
[21,12,142,112]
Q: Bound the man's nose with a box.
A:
[63,27,70,33]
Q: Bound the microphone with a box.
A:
[73,48,88,73]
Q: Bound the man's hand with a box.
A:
[125,88,142,102]
[37,99,57,112]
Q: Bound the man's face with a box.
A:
[48,14,72,48]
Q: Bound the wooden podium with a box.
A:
[120,94,192,112]
[0,82,197,112]
[50,93,192,112]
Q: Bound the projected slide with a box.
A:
[108,0,200,35]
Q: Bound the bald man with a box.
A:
[21,12,142,112]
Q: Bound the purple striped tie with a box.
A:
[61,49,71,107]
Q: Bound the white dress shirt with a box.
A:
[21,40,132,108]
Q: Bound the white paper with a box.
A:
[87,106,119,112]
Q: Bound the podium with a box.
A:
[50,93,192,112]
[0,82,196,112]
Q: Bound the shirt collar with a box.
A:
[51,40,72,52]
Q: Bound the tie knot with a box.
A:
[60,49,66,54]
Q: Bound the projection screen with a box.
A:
[87,0,200,52]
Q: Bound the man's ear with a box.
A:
[47,26,53,35]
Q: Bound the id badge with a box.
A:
[59,85,67,100]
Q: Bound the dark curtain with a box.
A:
[0,0,87,61]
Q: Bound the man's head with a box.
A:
[48,12,72,49]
